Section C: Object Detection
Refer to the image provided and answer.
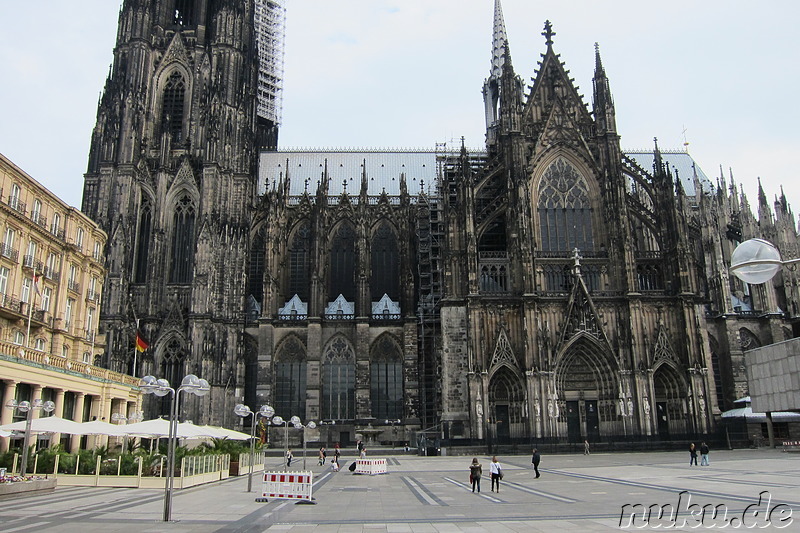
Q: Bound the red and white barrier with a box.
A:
[354,458,388,475]
[261,471,313,501]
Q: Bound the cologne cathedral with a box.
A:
[83,0,800,446]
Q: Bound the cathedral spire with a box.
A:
[592,42,616,134]
[489,0,509,80]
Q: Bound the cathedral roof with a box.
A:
[259,149,439,197]
[625,150,713,196]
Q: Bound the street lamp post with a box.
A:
[293,420,317,469]
[139,374,210,522]
[385,419,401,447]
[234,403,275,492]
[5,398,55,476]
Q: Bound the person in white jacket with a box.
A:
[490,456,503,492]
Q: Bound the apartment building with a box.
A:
[0,153,141,452]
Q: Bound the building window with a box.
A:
[3,227,15,257]
[32,199,42,226]
[76,227,84,249]
[0,266,8,295]
[35,338,46,351]
[87,307,95,336]
[21,277,31,304]
[83,352,91,363]
[46,252,58,277]
[322,337,356,420]
[9,183,21,210]
[328,224,356,302]
[288,222,311,301]
[371,223,399,301]
[42,287,52,312]
[93,241,102,260]
[370,338,403,420]
[160,71,186,142]
[14,331,24,345]
[170,195,195,283]
[51,212,61,236]
[62,344,69,358]
[537,158,594,252]
[134,198,152,283]
[65,298,74,328]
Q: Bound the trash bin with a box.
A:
[440,447,447,457]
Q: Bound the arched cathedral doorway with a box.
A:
[555,336,617,442]
[488,367,525,444]
[653,363,688,438]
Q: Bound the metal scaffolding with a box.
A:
[254,0,286,125]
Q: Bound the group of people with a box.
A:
[689,442,710,466]
[468,449,542,493]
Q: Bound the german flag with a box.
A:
[135,330,149,352]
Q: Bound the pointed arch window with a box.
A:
[371,223,399,301]
[161,71,186,142]
[370,336,403,420]
[274,337,307,419]
[288,222,311,301]
[322,337,355,420]
[328,224,356,301]
[158,337,186,411]
[134,197,152,283]
[538,159,594,252]
[170,194,195,283]
[248,227,266,303]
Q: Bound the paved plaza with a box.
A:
[1,448,798,532]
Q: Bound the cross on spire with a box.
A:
[342,179,348,193]
[542,20,555,47]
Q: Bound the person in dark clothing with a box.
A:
[689,442,698,466]
[469,457,483,493]
[531,448,541,478]
[700,442,710,466]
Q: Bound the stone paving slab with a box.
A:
[0,449,798,532]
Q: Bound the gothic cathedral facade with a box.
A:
[83,0,800,443]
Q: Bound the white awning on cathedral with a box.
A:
[372,294,400,316]
[325,295,354,316]
[279,294,308,317]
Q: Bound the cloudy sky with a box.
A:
[1,0,798,217]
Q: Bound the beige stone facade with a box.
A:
[0,153,141,452]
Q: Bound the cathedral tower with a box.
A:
[82,0,284,424]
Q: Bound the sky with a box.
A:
[1,1,798,218]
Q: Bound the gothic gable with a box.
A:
[489,328,518,372]
[159,32,191,71]
[651,322,679,368]
[558,264,609,349]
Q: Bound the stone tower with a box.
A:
[81,0,282,425]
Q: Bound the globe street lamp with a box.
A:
[292,420,317,469]
[111,410,143,453]
[730,238,800,284]
[5,398,55,476]
[271,415,295,471]
[234,403,274,492]
[139,374,210,522]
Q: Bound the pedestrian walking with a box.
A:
[689,443,698,466]
[334,444,341,463]
[531,448,541,478]
[469,457,483,493]
[490,456,503,492]
[700,442,710,466]
[318,446,327,465]
[360,446,367,459]
[584,440,591,455]
[286,449,293,468]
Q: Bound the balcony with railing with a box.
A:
[86,290,101,303]
[0,243,19,262]
[31,211,47,230]
[67,279,81,293]
[43,266,60,280]
[22,255,44,272]
[7,195,26,216]
[50,226,66,241]
[478,251,510,294]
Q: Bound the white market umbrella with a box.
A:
[200,425,251,440]
[0,429,12,437]
[122,418,214,439]
[0,416,86,435]
[78,420,130,437]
